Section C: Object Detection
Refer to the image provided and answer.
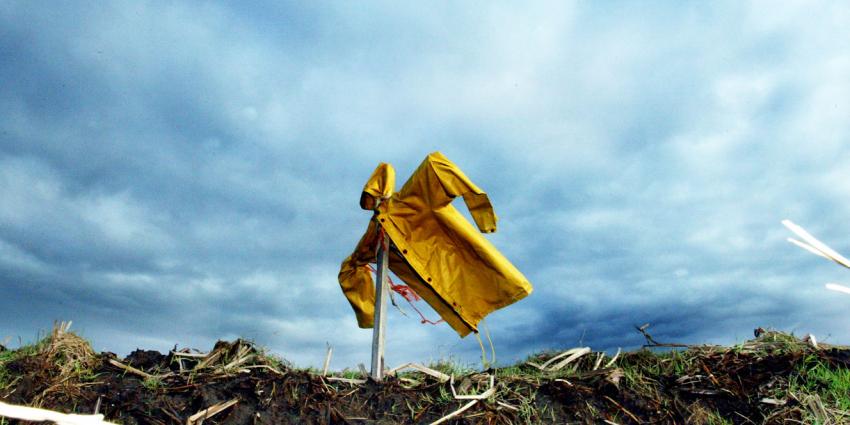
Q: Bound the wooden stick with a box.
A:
[195,351,221,370]
[322,344,333,376]
[604,348,621,368]
[242,365,285,375]
[449,374,495,400]
[326,377,366,385]
[496,401,519,411]
[603,395,641,424]
[386,363,450,382]
[592,352,604,371]
[537,347,590,371]
[170,351,209,358]
[550,347,591,371]
[222,356,252,371]
[429,400,478,425]
[186,398,238,425]
[370,227,390,381]
[108,359,154,379]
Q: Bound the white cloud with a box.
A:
[81,193,172,248]
[0,238,50,273]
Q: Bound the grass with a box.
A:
[0,338,46,395]
[254,345,291,371]
[426,357,475,377]
[686,403,733,425]
[338,368,364,379]
[2,326,849,424]
[790,353,850,418]
[142,375,163,391]
[0,348,16,394]
[0,322,102,408]
[514,387,540,424]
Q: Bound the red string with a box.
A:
[366,261,444,326]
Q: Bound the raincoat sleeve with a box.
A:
[427,152,498,233]
[359,163,395,210]
[337,220,379,328]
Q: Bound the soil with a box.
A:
[1,333,849,424]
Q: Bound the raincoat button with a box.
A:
[427,277,432,282]
[380,218,385,222]
[402,249,408,254]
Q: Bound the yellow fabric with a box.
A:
[359,162,395,210]
[338,152,533,337]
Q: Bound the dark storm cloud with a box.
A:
[2,1,850,368]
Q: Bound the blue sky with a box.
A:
[1,1,849,368]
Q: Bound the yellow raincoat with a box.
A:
[338,152,532,337]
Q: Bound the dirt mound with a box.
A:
[2,328,849,424]
[124,349,166,371]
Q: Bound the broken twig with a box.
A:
[386,363,450,382]
[449,374,495,400]
[325,377,366,385]
[429,400,478,425]
[604,348,621,368]
[635,324,688,347]
[186,398,238,425]
[108,359,155,380]
[530,347,592,371]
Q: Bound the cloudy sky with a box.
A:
[2,1,850,369]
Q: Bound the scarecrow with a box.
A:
[338,152,532,378]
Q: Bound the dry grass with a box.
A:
[3,323,849,424]
[31,321,99,407]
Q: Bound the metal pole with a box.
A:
[370,228,389,381]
